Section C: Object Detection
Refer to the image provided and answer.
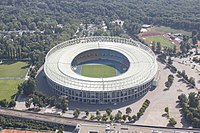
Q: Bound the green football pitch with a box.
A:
[0,61,29,78]
[81,64,116,78]
[0,61,29,101]
[144,36,175,48]
[0,80,22,101]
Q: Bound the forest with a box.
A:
[0,0,199,68]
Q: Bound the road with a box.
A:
[0,108,200,133]
[0,107,88,126]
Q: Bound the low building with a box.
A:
[142,24,152,28]
[112,19,124,27]
[140,28,148,33]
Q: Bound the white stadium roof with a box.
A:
[44,36,158,92]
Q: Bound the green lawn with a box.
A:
[150,26,192,37]
[0,80,22,101]
[144,36,175,48]
[82,64,116,78]
[0,61,29,78]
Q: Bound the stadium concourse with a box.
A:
[44,36,158,104]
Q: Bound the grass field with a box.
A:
[150,26,192,37]
[82,64,116,78]
[144,36,175,48]
[0,80,22,101]
[0,61,29,78]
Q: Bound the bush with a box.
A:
[102,114,108,121]
[169,118,177,126]
[96,115,102,121]
[106,108,112,115]
[128,116,132,121]
[0,99,8,107]
[110,114,114,121]
[0,115,60,131]
[122,115,127,121]
[164,107,169,113]
[135,99,150,121]
[85,110,89,117]
[90,114,95,120]
[126,107,132,114]
[132,115,137,122]
[8,100,16,108]
[73,108,80,118]
[115,111,122,121]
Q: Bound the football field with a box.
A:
[144,36,175,48]
[0,80,22,101]
[81,64,116,78]
[0,61,29,101]
[0,61,29,78]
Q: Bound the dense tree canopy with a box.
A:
[178,93,200,128]
[0,0,199,68]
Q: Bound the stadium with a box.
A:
[44,36,158,104]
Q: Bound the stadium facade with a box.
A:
[44,36,158,104]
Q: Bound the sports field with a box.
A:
[144,36,175,48]
[0,80,22,101]
[0,61,29,78]
[81,64,116,78]
[150,26,192,37]
[0,61,29,101]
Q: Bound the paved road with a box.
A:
[0,107,87,126]
[0,108,200,133]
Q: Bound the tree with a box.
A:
[122,115,127,121]
[85,110,89,117]
[17,84,23,94]
[128,116,132,121]
[20,78,36,96]
[188,92,198,108]
[73,109,80,118]
[57,126,64,133]
[96,109,100,116]
[110,114,114,121]
[126,107,132,114]
[173,45,176,54]
[137,112,142,119]
[164,107,169,118]
[115,110,122,121]
[0,99,8,107]
[192,36,198,45]
[189,77,195,86]
[102,114,108,122]
[25,101,31,108]
[168,74,174,83]
[90,114,95,120]
[167,56,173,65]
[96,114,102,121]
[192,117,200,128]
[169,118,177,126]
[152,42,156,52]
[32,94,43,109]
[132,115,137,122]
[8,100,16,108]
[165,81,171,89]
[106,108,112,116]
[178,94,188,104]
[164,107,169,114]
[59,96,68,113]
[49,97,56,107]
[156,42,161,53]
